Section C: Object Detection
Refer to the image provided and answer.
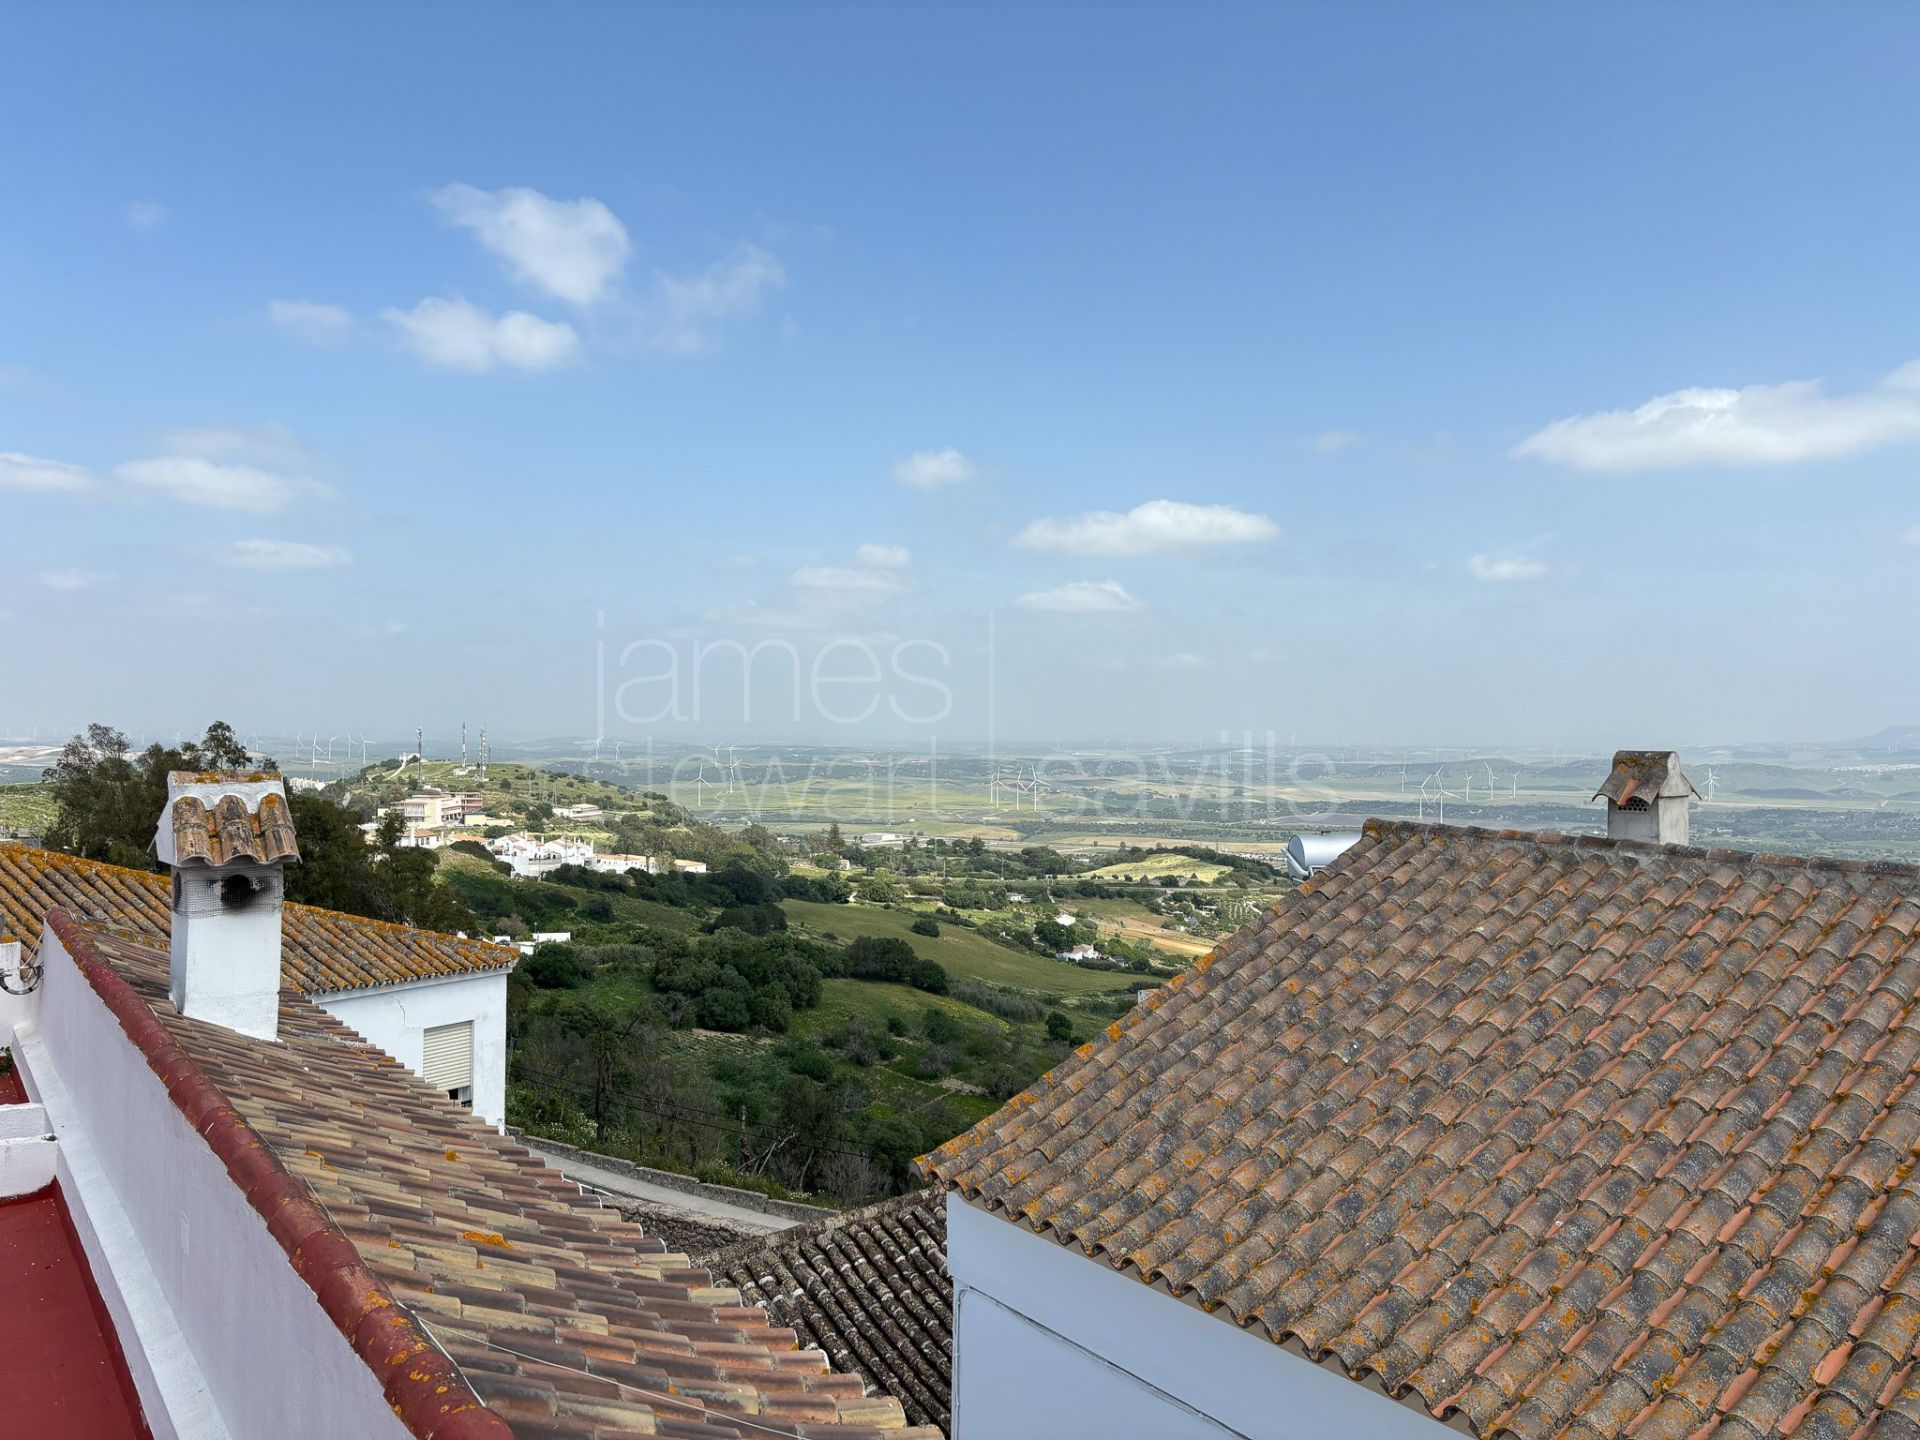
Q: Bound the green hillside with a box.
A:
[784,899,1127,997]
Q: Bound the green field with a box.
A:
[783,899,1129,997]
[1077,854,1232,883]
[0,784,54,839]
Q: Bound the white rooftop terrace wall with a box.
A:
[947,1194,1466,1440]
[15,923,412,1440]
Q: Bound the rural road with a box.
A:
[524,1141,795,1235]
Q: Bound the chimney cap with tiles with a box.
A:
[1594,750,1699,845]
[156,771,299,1040]
[156,771,301,870]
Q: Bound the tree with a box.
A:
[1033,918,1073,952]
[910,915,941,937]
[43,720,268,870]
[558,993,647,1143]
[1045,1010,1075,1044]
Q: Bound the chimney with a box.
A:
[155,772,301,1040]
[1594,750,1699,845]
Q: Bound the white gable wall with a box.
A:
[947,1195,1465,1440]
[317,969,508,1128]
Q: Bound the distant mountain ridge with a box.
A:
[1857,725,1920,752]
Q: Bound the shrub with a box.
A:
[523,944,589,989]
[1045,1010,1075,1043]
[910,915,940,937]
[843,935,949,994]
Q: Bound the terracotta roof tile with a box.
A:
[710,1192,951,1436]
[0,840,513,993]
[170,789,301,867]
[922,819,1920,1438]
[56,917,936,1440]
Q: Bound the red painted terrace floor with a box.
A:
[0,1063,26,1103]
[0,1186,150,1439]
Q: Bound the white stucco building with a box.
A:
[1,776,518,1130]
[312,969,510,1125]
[923,753,1920,1440]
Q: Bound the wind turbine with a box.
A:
[1705,767,1720,803]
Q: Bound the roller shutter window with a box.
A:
[422,1020,474,1103]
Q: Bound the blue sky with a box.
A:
[4,3,1919,748]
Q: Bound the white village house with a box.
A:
[2,773,517,1126]
[923,752,1920,1438]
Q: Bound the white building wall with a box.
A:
[24,926,411,1440]
[317,969,509,1128]
[947,1195,1464,1440]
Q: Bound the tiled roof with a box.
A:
[0,841,514,994]
[169,789,300,867]
[710,1192,950,1435]
[56,914,939,1440]
[924,818,1920,1440]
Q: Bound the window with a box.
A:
[422,1021,474,1107]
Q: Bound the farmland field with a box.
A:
[1072,897,1225,958]
[1077,854,1232,883]
[783,899,1132,997]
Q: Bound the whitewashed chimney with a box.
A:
[155,772,300,1040]
[1593,751,1699,845]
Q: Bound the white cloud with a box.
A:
[1016,580,1141,614]
[1314,430,1358,453]
[639,245,785,353]
[116,456,299,513]
[893,449,976,490]
[790,565,907,594]
[161,423,310,470]
[1469,553,1549,582]
[855,543,912,569]
[266,299,352,346]
[1514,360,1920,471]
[37,567,106,591]
[226,538,352,571]
[125,199,167,230]
[0,452,95,494]
[1015,499,1279,556]
[431,183,630,305]
[383,297,580,372]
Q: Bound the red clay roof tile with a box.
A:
[922,819,1920,1438]
[54,914,936,1440]
[1,841,512,993]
